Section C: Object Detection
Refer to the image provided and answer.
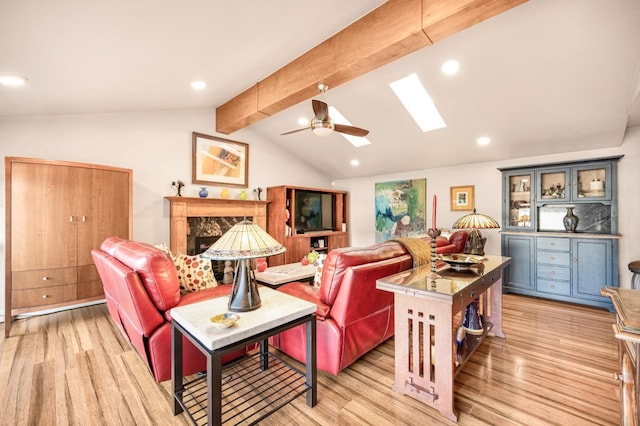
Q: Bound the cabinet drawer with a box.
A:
[12,284,78,309]
[537,265,570,281]
[537,237,570,251]
[12,267,77,290]
[536,279,571,295]
[536,251,571,266]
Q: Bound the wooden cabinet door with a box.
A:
[11,163,79,271]
[76,168,131,266]
[572,238,618,301]
[501,234,535,290]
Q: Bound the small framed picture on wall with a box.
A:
[450,185,475,211]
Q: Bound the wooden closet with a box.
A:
[5,157,132,337]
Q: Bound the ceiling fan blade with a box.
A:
[280,127,309,135]
[312,99,329,121]
[334,124,369,137]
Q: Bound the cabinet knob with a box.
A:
[42,276,50,280]
[550,271,555,275]
[42,294,49,299]
[573,258,577,262]
[550,242,555,246]
[550,285,555,289]
[82,215,86,222]
[550,256,555,260]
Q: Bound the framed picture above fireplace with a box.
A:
[192,132,249,188]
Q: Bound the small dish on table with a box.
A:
[439,254,486,271]
[209,312,240,329]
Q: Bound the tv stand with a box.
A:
[267,185,349,266]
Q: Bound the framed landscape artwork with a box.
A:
[374,179,427,242]
[450,185,475,211]
[192,132,249,187]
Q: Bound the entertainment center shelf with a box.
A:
[267,185,349,266]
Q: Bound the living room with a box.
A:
[1,0,640,424]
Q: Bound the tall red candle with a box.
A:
[432,194,437,229]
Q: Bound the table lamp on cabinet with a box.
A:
[201,219,285,312]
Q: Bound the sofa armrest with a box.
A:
[276,282,331,320]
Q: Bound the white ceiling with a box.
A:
[2,0,639,179]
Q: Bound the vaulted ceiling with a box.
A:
[1,0,639,179]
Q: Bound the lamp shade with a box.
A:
[452,209,500,230]
[200,219,285,312]
[200,219,285,260]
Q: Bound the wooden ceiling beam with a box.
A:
[215,0,527,135]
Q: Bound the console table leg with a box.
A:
[208,354,222,425]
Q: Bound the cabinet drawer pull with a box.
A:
[550,271,555,275]
[573,258,577,262]
[550,285,555,289]
[69,216,74,222]
[42,294,49,299]
[42,276,50,280]
[82,215,86,222]
[550,256,555,260]
[550,242,555,246]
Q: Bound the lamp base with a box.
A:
[228,259,261,312]
[465,228,487,256]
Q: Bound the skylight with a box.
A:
[389,73,446,132]
[328,106,371,147]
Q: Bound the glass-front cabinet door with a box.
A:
[504,170,534,230]
[536,167,570,202]
[573,163,612,201]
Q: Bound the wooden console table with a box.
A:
[601,287,640,425]
[376,255,511,422]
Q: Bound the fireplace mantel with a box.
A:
[165,197,269,254]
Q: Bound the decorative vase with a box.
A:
[199,187,208,198]
[563,207,579,232]
[220,188,229,199]
[239,190,247,200]
[256,258,267,272]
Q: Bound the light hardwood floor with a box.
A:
[0,294,620,425]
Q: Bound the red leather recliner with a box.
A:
[91,236,248,382]
[271,232,469,375]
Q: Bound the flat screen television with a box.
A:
[294,190,335,233]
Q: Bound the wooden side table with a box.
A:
[377,255,511,422]
[601,287,640,425]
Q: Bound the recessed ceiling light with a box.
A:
[0,75,27,87]
[389,73,446,132]
[190,81,207,90]
[328,106,371,147]
[441,60,460,76]
[350,159,360,167]
[477,136,491,145]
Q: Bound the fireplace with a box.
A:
[165,197,269,280]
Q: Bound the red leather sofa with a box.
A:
[271,231,468,375]
[91,236,248,382]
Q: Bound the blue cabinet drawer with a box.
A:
[536,279,571,295]
[536,250,571,266]
[537,237,570,251]
[537,265,571,281]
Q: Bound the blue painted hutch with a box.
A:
[499,156,622,310]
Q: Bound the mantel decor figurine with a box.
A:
[171,180,184,197]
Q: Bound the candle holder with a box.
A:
[427,227,441,282]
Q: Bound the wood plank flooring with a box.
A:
[0,294,620,425]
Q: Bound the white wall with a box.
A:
[335,125,640,289]
[0,108,331,319]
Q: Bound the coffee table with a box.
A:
[171,287,317,425]
[254,262,316,288]
[376,255,510,422]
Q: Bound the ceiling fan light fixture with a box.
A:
[311,117,334,136]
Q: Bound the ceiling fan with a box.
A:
[281,83,369,138]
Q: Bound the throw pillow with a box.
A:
[155,244,218,295]
[313,254,327,288]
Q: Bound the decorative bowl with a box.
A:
[209,313,240,329]
[439,254,486,271]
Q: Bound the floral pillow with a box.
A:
[313,254,327,288]
[155,244,218,295]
